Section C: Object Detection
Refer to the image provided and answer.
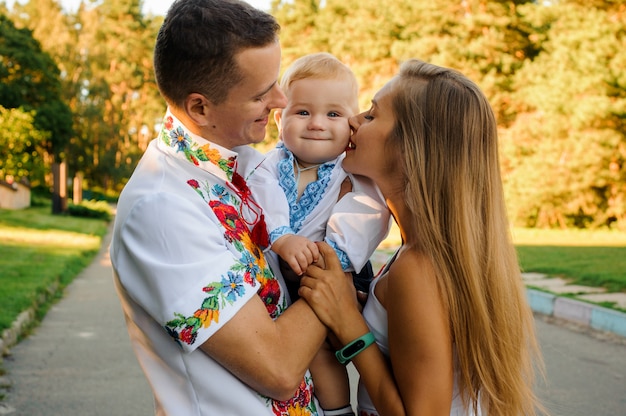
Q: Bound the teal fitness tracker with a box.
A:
[335,332,376,364]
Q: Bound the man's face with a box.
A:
[206,41,287,149]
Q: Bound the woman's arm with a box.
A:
[300,243,454,416]
[385,251,454,415]
[299,243,405,414]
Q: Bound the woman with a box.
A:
[299,59,545,415]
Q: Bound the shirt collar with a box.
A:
[277,141,341,169]
[157,109,238,182]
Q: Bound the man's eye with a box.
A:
[364,114,374,120]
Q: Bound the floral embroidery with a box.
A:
[228,171,270,249]
[166,178,285,343]
[221,271,246,302]
[202,184,282,317]
[161,114,236,179]
[161,117,318,413]
[258,278,281,317]
[165,275,247,346]
[210,200,248,244]
[267,376,318,416]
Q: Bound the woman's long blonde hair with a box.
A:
[390,59,544,415]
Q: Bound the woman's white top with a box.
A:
[357,256,481,415]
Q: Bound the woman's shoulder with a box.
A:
[386,247,449,331]
[386,248,438,295]
[388,247,434,275]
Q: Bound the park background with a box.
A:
[1,5,626,415]
[1,0,625,230]
[1,0,626,338]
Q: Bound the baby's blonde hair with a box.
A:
[280,52,359,113]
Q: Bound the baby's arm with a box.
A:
[325,174,392,273]
[272,234,320,276]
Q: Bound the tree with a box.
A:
[12,0,163,191]
[68,0,163,190]
[0,106,49,181]
[502,1,626,229]
[4,0,624,229]
[273,0,538,119]
[0,13,73,185]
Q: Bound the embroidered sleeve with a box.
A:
[116,192,278,352]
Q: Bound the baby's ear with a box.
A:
[273,109,283,129]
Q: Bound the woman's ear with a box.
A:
[183,93,211,127]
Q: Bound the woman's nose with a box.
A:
[348,114,360,132]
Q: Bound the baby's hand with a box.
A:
[272,234,320,276]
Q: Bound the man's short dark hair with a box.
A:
[154,0,280,106]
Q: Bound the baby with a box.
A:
[248,52,391,416]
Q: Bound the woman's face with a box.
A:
[343,79,398,186]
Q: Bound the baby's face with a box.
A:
[279,77,358,165]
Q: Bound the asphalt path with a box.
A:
[533,315,626,416]
[1,229,625,415]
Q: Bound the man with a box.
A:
[110,1,330,414]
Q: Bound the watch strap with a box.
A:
[335,332,376,364]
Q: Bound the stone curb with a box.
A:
[526,288,626,338]
[0,309,35,360]
[0,280,61,364]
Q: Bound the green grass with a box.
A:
[1,208,625,336]
[381,223,626,293]
[0,206,109,333]
[512,228,626,293]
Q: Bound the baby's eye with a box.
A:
[328,111,340,117]
[296,110,310,116]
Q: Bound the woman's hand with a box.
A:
[299,242,362,335]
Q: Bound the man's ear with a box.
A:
[274,109,283,130]
[183,93,211,127]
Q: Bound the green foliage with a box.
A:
[2,0,624,230]
[502,2,626,229]
[67,199,113,220]
[0,106,49,180]
[10,0,163,191]
[511,227,626,293]
[81,186,120,203]
[0,13,73,166]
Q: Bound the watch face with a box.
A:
[342,339,366,358]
